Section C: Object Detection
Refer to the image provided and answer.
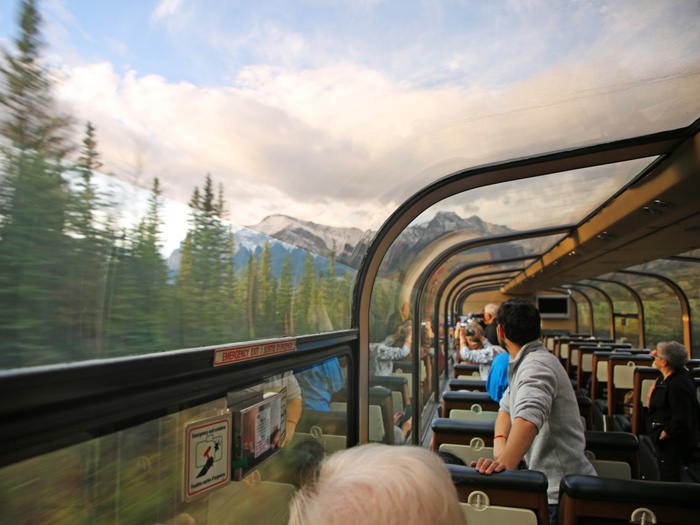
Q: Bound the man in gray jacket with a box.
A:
[472,298,596,524]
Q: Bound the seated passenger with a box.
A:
[287,444,467,525]
[295,358,346,411]
[486,351,510,402]
[456,322,506,380]
[369,321,412,377]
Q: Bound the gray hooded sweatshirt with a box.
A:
[500,340,596,503]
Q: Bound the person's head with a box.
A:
[497,298,540,348]
[287,444,467,525]
[466,322,484,349]
[484,303,499,325]
[653,341,688,371]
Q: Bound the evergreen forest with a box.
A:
[0,0,354,370]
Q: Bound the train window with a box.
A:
[569,289,592,336]
[631,256,700,355]
[0,163,357,371]
[0,355,350,524]
[610,271,684,348]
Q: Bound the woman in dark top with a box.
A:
[647,341,698,481]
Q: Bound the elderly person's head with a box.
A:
[653,341,689,372]
[287,444,467,525]
[484,303,499,324]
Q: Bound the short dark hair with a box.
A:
[497,298,541,346]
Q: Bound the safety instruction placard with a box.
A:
[184,413,232,501]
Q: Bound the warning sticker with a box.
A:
[184,413,232,501]
[213,339,296,367]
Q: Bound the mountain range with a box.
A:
[167,211,518,278]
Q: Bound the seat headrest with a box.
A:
[443,391,494,402]
[449,465,548,492]
[560,475,700,506]
[584,431,638,450]
[431,417,495,434]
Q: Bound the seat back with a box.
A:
[450,408,499,423]
[449,465,549,525]
[590,351,617,404]
[454,362,481,379]
[331,386,393,444]
[589,459,632,480]
[630,366,660,435]
[442,391,500,417]
[559,474,700,525]
[584,430,639,479]
[430,418,495,449]
[448,378,487,392]
[439,443,494,464]
[607,354,653,418]
[577,345,612,391]
[577,395,593,431]
[370,375,409,413]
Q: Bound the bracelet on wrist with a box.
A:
[494,434,507,440]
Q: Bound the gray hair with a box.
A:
[484,303,499,317]
[656,341,689,370]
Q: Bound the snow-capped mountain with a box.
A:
[245,214,369,263]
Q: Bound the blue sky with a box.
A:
[0,0,699,240]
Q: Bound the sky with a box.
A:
[0,0,699,247]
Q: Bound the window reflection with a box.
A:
[0,357,350,524]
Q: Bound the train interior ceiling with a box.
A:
[1,1,700,524]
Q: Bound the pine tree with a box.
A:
[243,252,257,339]
[0,0,74,367]
[63,122,112,358]
[176,174,235,347]
[106,179,168,356]
[0,0,71,158]
[278,254,294,334]
[256,241,277,338]
[296,253,316,333]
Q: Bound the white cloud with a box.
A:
[46,0,700,232]
[151,0,183,24]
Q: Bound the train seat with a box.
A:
[630,366,660,435]
[449,465,549,525]
[370,374,410,413]
[449,407,499,423]
[607,354,653,421]
[576,345,612,393]
[559,474,700,525]
[439,443,494,465]
[442,390,500,417]
[448,378,487,392]
[431,418,496,449]
[588,459,632,480]
[584,430,639,479]
[453,362,481,379]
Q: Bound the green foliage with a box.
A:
[0,0,354,370]
[177,174,236,347]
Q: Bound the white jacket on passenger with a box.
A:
[458,339,506,380]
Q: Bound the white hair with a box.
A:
[484,303,499,317]
[287,444,467,525]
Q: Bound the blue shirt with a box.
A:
[486,351,509,402]
[296,358,346,411]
